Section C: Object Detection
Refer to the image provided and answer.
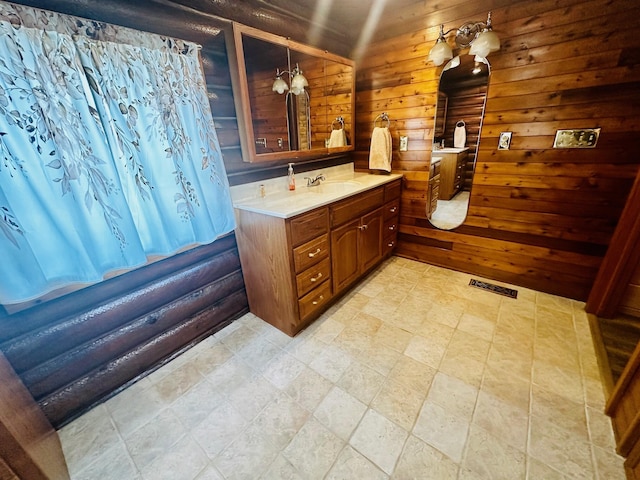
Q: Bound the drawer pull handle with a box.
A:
[388,224,396,231]
[310,272,323,283]
[308,248,321,258]
[390,207,397,213]
[388,241,395,247]
[312,295,325,305]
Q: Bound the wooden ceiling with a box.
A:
[11,0,507,58]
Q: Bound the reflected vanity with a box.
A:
[428,54,490,230]
[229,23,355,163]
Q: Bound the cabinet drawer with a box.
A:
[289,207,329,247]
[384,216,398,236]
[296,257,331,298]
[383,236,397,256]
[298,280,332,322]
[331,187,384,227]
[293,234,329,273]
[384,200,400,220]
[384,179,402,202]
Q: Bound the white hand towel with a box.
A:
[454,120,466,148]
[369,126,392,172]
[328,128,346,148]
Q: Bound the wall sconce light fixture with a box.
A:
[272,63,309,95]
[427,12,500,66]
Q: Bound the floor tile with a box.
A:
[528,414,594,479]
[427,371,478,422]
[282,417,344,480]
[313,385,367,440]
[462,424,526,480]
[326,445,388,480]
[393,435,458,480]
[413,400,469,463]
[336,359,385,405]
[349,408,408,474]
[124,409,186,471]
[57,256,626,480]
[370,378,424,431]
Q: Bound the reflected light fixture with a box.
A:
[427,11,500,66]
[272,63,309,95]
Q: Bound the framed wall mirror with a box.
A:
[428,54,490,230]
[229,23,355,163]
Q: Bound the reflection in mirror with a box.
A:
[325,59,353,151]
[288,49,323,150]
[286,90,310,150]
[428,54,490,230]
[242,34,290,154]
[231,23,355,163]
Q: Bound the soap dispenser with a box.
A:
[288,163,296,191]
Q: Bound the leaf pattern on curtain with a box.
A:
[0,3,235,305]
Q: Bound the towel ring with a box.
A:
[456,120,466,127]
[374,112,390,128]
[331,116,344,130]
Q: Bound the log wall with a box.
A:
[0,235,247,428]
[354,0,640,300]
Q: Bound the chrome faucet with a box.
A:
[304,174,326,187]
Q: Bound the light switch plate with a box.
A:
[553,128,600,148]
[399,135,408,152]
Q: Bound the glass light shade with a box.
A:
[272,76,288,94]
[427,40,453,66]
[291,72,308,92]
[469,29,500,57]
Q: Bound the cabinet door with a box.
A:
[331,218,360,293]
[359,208,383,272]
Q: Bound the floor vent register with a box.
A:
[469,279,518,299]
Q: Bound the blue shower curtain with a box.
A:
[0,3,235,305]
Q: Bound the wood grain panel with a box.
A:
[0,353,69,480]
[355,0,640,300]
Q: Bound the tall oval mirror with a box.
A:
[428,54,490,230]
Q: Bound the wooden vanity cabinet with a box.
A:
[330,179,401,295]
[331,208,383,293]
[438,151,467,200]
[427,160,441,218]
[235,206,332,336]
[382,180,401,256]
[235,178,402,336]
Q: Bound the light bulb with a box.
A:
[291,69,308,92]
[470,29,500,57]
[272,76,288,94]
[428,41,453,66]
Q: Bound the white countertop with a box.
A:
[231,163,402,219]
[432,147,469,154]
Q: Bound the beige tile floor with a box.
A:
[58,256,626,479]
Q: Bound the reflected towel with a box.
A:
[369,126,392,172]
[328,128,346,148]
[454,120,466,148]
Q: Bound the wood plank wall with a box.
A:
[621,263,640,317]
[441,83,487,190]
[354,0,640,300]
